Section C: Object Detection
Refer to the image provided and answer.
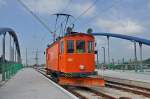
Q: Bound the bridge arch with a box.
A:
[92,32,150,71]
[0,28,21,63]
[92,33,150,46]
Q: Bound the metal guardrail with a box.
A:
[0,62,23,81]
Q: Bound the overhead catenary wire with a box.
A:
[52,0,74,34]
[59,0,73,13]
[82,4,115,28]
[83,0,123,29]
[16,0,56,37]
[71,0,98,24]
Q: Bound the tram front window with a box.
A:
[67,40,74,53]
[88,41,93,53]
[76,40,85,53]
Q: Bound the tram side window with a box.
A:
[88,41,93,53]
[60,41,64,53]
[67,40,74,53]
[76,40,85,53]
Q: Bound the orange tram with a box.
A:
[46,32,105,87]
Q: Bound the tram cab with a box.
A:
[59,33,95,74]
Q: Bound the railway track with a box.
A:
[64,86,118,99]
[36,68,150,99]
[36,68,117,99]
[105,81,150,98]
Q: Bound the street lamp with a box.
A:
[102,47,106,64]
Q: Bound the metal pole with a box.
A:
[112,58,114,70]
[134,41,137,72]
[36,50,38,66]
[96,50,99,68]
[16,44,19,63]
[118,60,120,64]
[129,58,132,70]
[102,47,105,64]
[14,45,16,62]
[107,36,110,64]
[139,43,143,72]
[112,58,114,65]
[2,33,6,62]
[35,49,39,67]
[26,48,28,67]
[122,58,125,71]
[2,33,6,81]
[9,34,11,61]
[122,58,124,64]
[12,40,14,62]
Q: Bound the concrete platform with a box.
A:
[96,69,150,89]
[0,68,77,99]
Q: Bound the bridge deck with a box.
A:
[97,69,150,89]
[0,68,77,99]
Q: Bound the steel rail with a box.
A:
[37,68,150,98]
[85,87,117,99]
[106,81,150,98]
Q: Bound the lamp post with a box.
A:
[139,43,143,72]
[102,47,106,64]
[132,41,137,72]
[107,36,110,64]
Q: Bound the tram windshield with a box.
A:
[67,40,74,53]
[76,40,85,53]
[88,41,93,53]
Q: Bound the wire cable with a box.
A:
[81,1,117,29]
[16,0,56,36]
[72,0,98,24]
[59,0,72,13]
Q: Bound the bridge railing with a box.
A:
[0,62,23,81]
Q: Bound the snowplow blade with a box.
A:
[58,77,105,87]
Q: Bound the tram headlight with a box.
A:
[80,65,85,70]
